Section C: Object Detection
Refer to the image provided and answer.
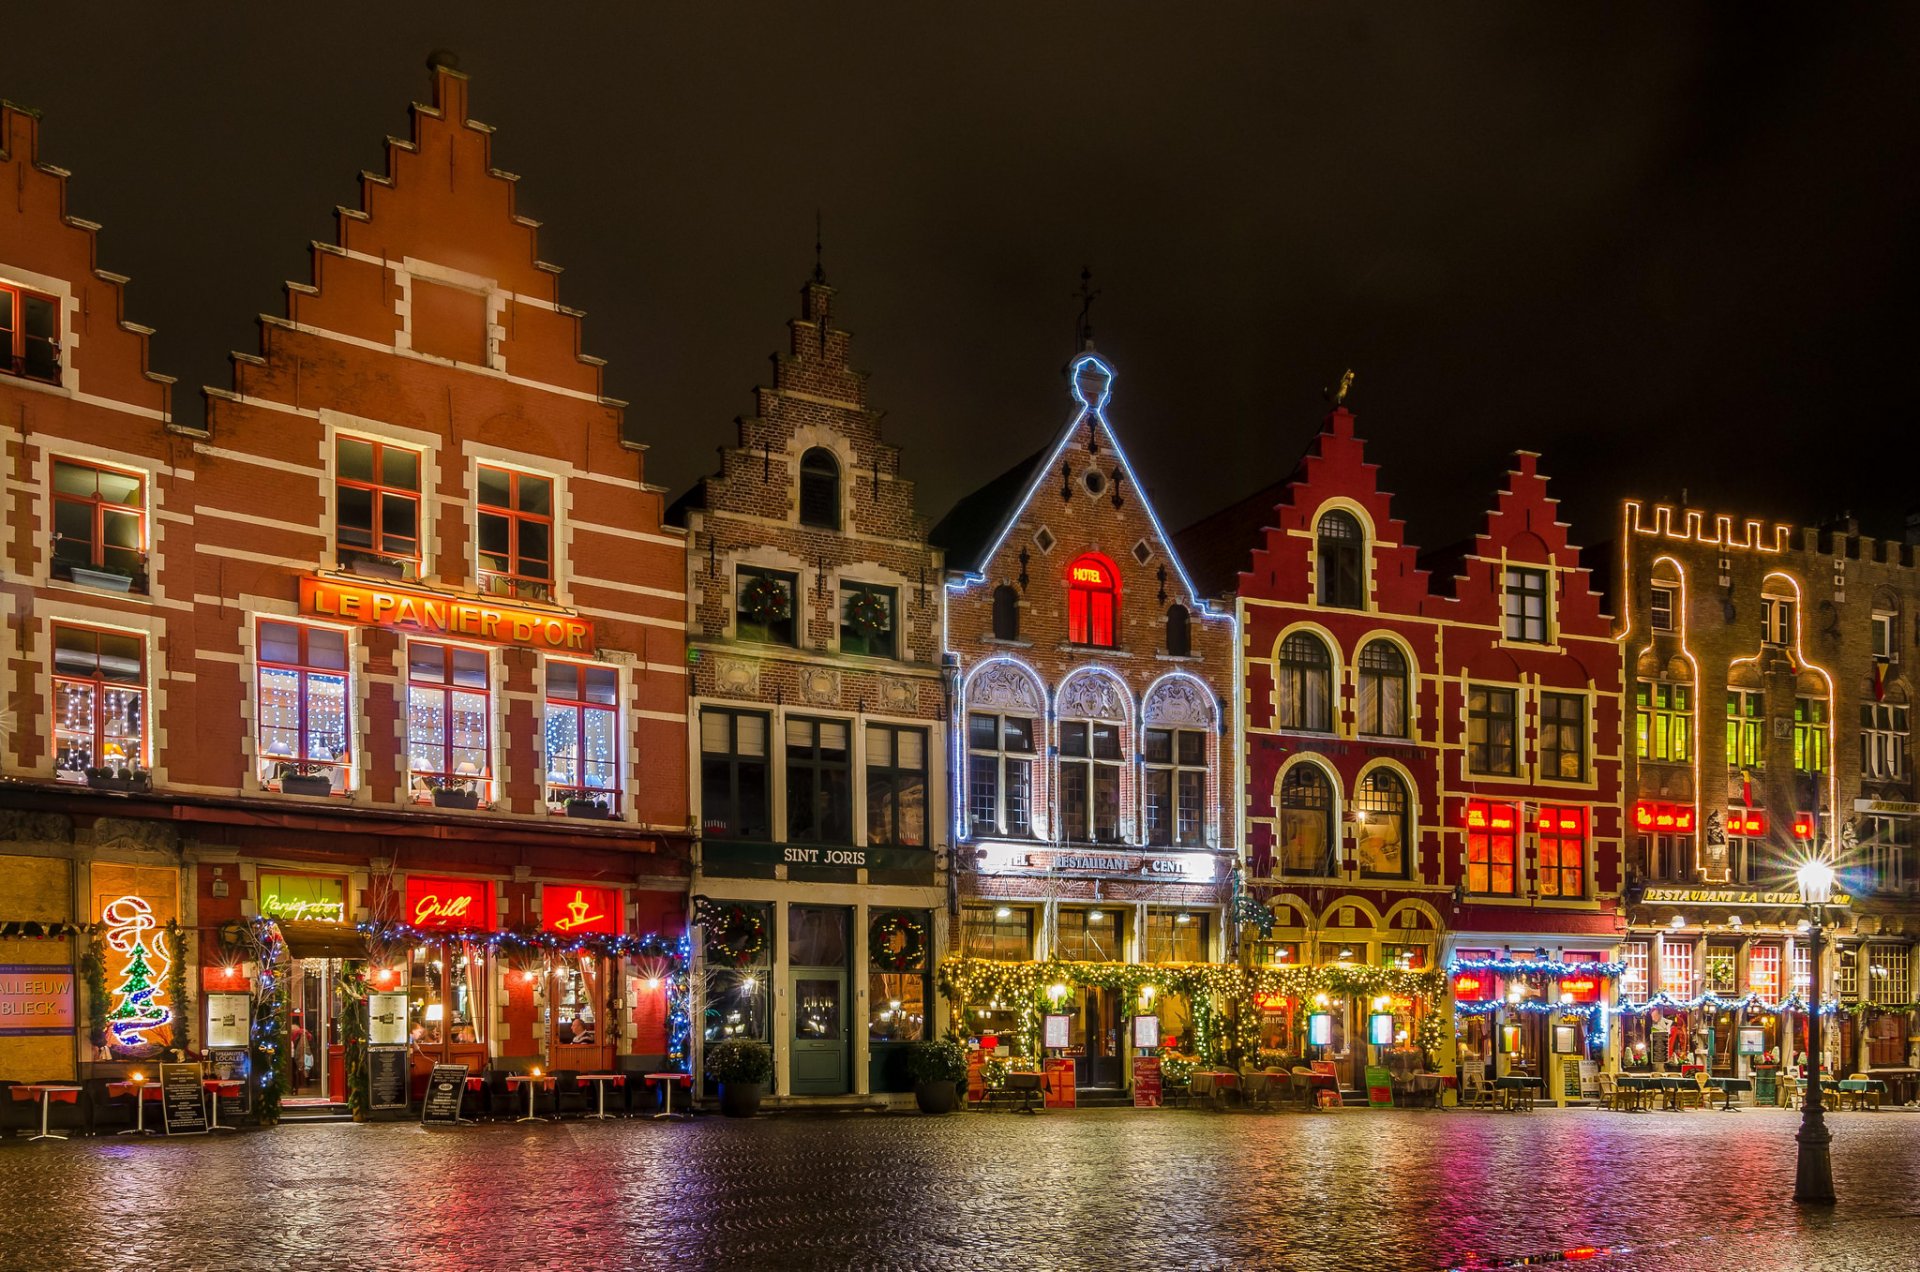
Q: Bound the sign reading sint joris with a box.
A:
[300,577,593,651]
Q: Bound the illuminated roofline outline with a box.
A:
[1624,501,1792,553]
[944,353,1228,621]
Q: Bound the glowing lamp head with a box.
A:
[1796,858,1836,907]
[645,977,662,992]
[741,976,759,994]
[531,1067,542,1078]
[994,906,1012,920]
[131,1072,144,1083]
[1048,983,1068,1003]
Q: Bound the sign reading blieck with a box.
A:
[300,576,593,652]
[0,965,75,1036]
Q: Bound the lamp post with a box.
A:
[1794,858,1836,1206]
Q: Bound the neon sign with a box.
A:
[1070,566,1105,584]
[102,895,170,1050]
[540,886,621,937]
[300,576,592,651]
[259,873,347,924]
[405,877,491,929]
[1633,801,1696,833]
[1453,973,1490,1002]
[1792,813,1816,841]
[1561,976,1600,1003]
[1727,810,1768,837]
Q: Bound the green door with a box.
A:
[790,968,848,1094]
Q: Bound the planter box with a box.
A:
[565,800,611,820]
[86,773,150,793]
[432,788,480,810]
[70,567,135,593]
[281,774,334,797]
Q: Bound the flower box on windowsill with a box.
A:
[69,567,135,593]
[280,774,334,797]
[432,788,480,811]
[86,771,151,793]
[565,800,612,820]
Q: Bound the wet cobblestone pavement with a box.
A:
[3,1107,1919,1271]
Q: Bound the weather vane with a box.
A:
[1328,368,1355,405]
[1074,266,1099,350]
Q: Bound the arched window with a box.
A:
[1164,604,1191,657]
[1278,765,1334,877]
[1067,554,1119,647]
[1316,509,1364,609]
[991,585,1020,641]
[798,448,840,529]
[1354,769,1410,879]
[1278,632,1333,732]
[1356,640,1408,737]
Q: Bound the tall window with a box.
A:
[1278,632,1333,732]
[798,447,840,529]
[839,582,897,659]
[1315,510,1364,608]
[1535,805,1586,898]
[1761,593,1793,646]
[256,620,350,792]
[786,718,852,843]
[51,624,145,780]
[1726,689,1765,767]
[1837,949,1858,1001]
[1164,604,1191,657]
[1637,682,1692,762]
[0,281,60,382]
[1278,765,1335,876]
[405,642,490,803]
[1467,686,1517,775]
[1865,817,1911,893]
[1650,585,1676,632]
[1871,610,1897,661]
[51,459,146,590]
[1059,720,1123,843]
[1144,910,1208,962]
[543,661,619,812]
[476,465,554,600]
[1660,940,1695,998]
[1620,941,1650,1003]
[967,713,1034,837]
[735,566,797,645]
[1145,728,1205,847]
[1791,944,1812,994]
[1503,567,1549,642]
[1539,692,1587,780]
[1704,943,1738,993]
[865,725,927,847]
[1066,554,1118,647]
[1055,908,1123,961]
[961,905,1034,960]
[990,585,1020,641]
[1464,799,1518,895]
[1355,640,1408,737]
[1793,697,1828,773]
[1863,703,1908,779]
[336,436,422,577]
[1354,769,1409,879]
[1749,945,1781,999]
[700,709,769,839]
[1868,944,1911,1007]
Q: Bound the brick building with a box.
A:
[935,348,1237,1094]
[1611,502,1920,1084]
[671,274,947,1105]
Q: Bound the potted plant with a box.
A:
[279,763,333,797]
[905,1038,968,1114]
[432,779,479,810]
[85,765,152,793]
[564,797,611,820]
[708,1037,772,1117]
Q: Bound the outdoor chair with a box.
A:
[83,1078,137,1134]
[1676,1074,1707,1110]
[1776,1074,1799,1109]
[1460,1070,1496,1110]
[1847,1074,1881,1110]
[551,1071,590,1118]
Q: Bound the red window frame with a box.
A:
[50,457,146,585]
[255,619,352,790]
[1464,799,1518,895]
[543,659,621,812]
[1066,554,1119,647]
[1534,805,1586,898]
[405,641,492,803]
[51,622,146,779]
[335,436,422,570]
[1,280,61,382]
[476,464,554,598]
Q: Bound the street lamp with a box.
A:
[1794,857,1836,1206]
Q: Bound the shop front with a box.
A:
[1447,949,1619,1105]
[257,871,357,1105]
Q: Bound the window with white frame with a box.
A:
[1861,701,1908,781]
[865,724,928,848]
[256,620,351,793]
[1865,817,1912,893]
[1836,948,1858,1001]
[52,623,145,781]
[51,458,147,591]
[1871,610,1897,662]
[1659,940,1695,998]
[1621,941,1650,1003]
[1144,727,1205,847]
[1761,592,1793,646]
[1791,944,1812,994]
[1059,719,1124,844]
[1503,566,1549,642]
[1749,945,1781,998]
[1867,944,1910,1006]
[405,642,491,804]
[1650,585,1676,632]
[543,661,619,813]
[967,712,1033,837]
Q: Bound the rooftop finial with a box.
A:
[813,210,826,284]
[1074,266,1099,352]
[1326,368,1355,406]
[426,48,461,72]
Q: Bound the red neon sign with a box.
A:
[1561,976,1600,1003]
[540,885,623,937]
[1453,973,1491,1002]
[1727,810,1769,837]
[405,877,492,929]
[1633,801,1695,833]
[1792,813,1816,841]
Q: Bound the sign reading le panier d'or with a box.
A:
[300,576,593,652]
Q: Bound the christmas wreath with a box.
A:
[740,576,791,625]
[869,911,928,972]
[698,902,767,967]
[845,590,891,636]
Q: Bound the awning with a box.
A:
[279,922,367,960]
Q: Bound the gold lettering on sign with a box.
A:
[411,894,475,926]
[551,891,605,933]
[300,577,593,652]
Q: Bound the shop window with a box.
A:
[1164,604,1191,657]
[870,910,929,1044]
[1539,692,1586,780]
[1637,681,1692,762]
[1467,685,1517,776]
[1836,948,1858,1001]
[1356,640,1408,738]
[52,623,145,781]
[735,566,797,646]
[1380,943,1428,970]
[798,447,840,529]
[1066,554,1119,647]
[1315,510,1364,609]
[1144,727,1205,847]
[405,642,491,805]
[1867,944,1911,1006]
[786,717,853,844]
[1660,941,1695,999]
[865,724,927,847]
[1277,632,1333,732]
[967,712,1033,837]
[1862,702,1909,781]
[1278,764,1336,877]
[1059,719,1124,843]
[1464,799,1518,895]
[1865,817,1912,892]
[1253,940,1302,967]
[1749,945,1781,999]
[256,619,350,793]
[0,280,60,381]
[1793,697,1828,773]
[1503,566,1549,643]
[1791,944,1812,994]
[1620,942,1650,1003]
[1704,943,1738,994]
[961,905,1033,960]
[543,661,620,813]
[1761,593,1793,646]
[1354,769,1410,879]
[409,943,485,1047]
[990,585,1020,641]
[336,436,421,579]
[839,582,897,659]
[1144,910,1208,963]
[1726,689,1765,768]
[701,902,771,1090]
[476,465,554,600]
[1534,806,1586,898]
[1056,908,1123,961]
[51,458,147,590]
[700,709,770,840]
[1650,585,1676,632]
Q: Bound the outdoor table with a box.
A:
[645,1072,693,1120]
[1291,1069,1339,1109]
[12,1083,82,1142]
[1707,1077,1752,1112]
[577,1073,625,1120]
[1615,1075,1663,1112]
[1190,1070,1238,1110]
[1240,1070,1279,1110]
[203,1079,243,1132]
[1835,1078,1887,1110]
[1492,1075,1542,1111]
[1001,1071,1044,1114]
[505,1074,555,1123]
[1395,1073,1445,1108]
[108,1079,158,1135]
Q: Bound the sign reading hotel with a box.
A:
[300,576,593,652]
[540,885,623,937]
[0,965,76,1036]
[405,877,492,929]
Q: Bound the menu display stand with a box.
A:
[420,1063,471,1126]
[159,1062,209,1136]
[369,1045,409,1111]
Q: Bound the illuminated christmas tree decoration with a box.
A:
[102,894,171,1051]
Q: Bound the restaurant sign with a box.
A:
[300,576,593,652]
[1855,799,1920,817]
[976,844,1218,882]
[258,873,347,924]
[1642,887,1852,907]
[1452,973,1492,1003]
[405,877,493,929]
[0,964,75,1036]
[701,840,930,877]
[541,885,623,937]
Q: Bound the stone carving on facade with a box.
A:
[800,667,841,706]
[969,661,1043,713]
[878,676,916,713]
[1143,675,1215,728]
[713,657,760,698]
[92,818,181,855]
[1056,668,1129,722]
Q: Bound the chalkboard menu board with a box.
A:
[369,1045,410,1110]
[160,1061,208,1135]
[420,1063,469,1125]
[208,1048,251,1119]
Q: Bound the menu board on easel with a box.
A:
[1561,1056,1584,1100]
[421,1063,469,1125]
[159,1061,208,1135]
[1132,1055,1162,1107]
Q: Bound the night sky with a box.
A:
[6,6,1915,553]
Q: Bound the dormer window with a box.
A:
[1,281,61,383]
[336,436,421,580]
[1067,554,1119,647]
[1315,510,1364,608]
[799,448,840,529]
[1762,593,1794,646]
[1503,567,1549,643]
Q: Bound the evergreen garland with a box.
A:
[79,935,110,1050]
[338,961,371,1120]
[165,919,192,1057]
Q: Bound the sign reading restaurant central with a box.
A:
[300,577,594,651]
